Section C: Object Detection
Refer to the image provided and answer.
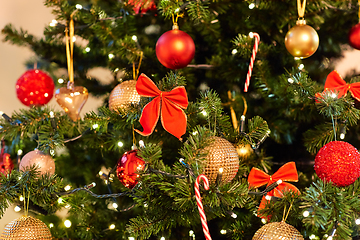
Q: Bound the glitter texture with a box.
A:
[314,141,360,187]
[109,80,140,112]
[204,137,239,184]
[1,216,52,239]
[252,221,304,240]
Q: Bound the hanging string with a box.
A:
[227,91,238,132]
[65,11,77,89]
[133,51,143,80]
[297,0,307,18]
[358,0,360,22]
[282,200,294,222]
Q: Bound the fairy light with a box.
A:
[132,35,138,41]
[356,218,360,225]
[65,204,71,209]
[261,218,267,224]
[19,196,24,202]
[58,197,64,204]
[17,149,23,155]
[58,78,64,84]
[98,170,103,176]
[75,4,83,9]
[231,213,237,218]
[331,92,337,98]
[220,229,227,235]
[14,206,21,212]
[288,78,294,84]
[139,140,145,148]
[309,234,316,239]
[189,230,194,236]
[118,141,124,147]
[303,210,310,217]
[192,131,198,135]
[49,19,57,27]
[85,47,91,52]
[49,223,54,228]
[72,36,76,42]
[340,133,345,139]
[174,8,180,13]
[201,110,207,116]
[108,53,115,59]
[298,63,304,70]
[112,202,118,209]
[160,237,165,240]
[231,49,238,55]
[50,149,55,156]
[249,3,255,9]
[64,219,72,228]
[64,185,71,191]
[109,224,115,230]
[129,237,135,240]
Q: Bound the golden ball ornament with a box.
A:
[285,19,319,58]
[19,149,55,175]
[0,215,52,239]
[252,221,304,240]
[204,136,239,184]
[109,80,141,112]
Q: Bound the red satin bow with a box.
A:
[248,162,300,214]
[320,70,360,101]
[135,73,188,139]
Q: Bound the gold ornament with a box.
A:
[236,144,253,158]
[1,216,52,239]
[285,19,319,58]
[109,80,141,112]
[55,85,88,121]
[19,149,55,176]
[252,221,304,240]
[204,136,239,184]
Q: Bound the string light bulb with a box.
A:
[249,3,255,9]
[64,185,71,191]
[14,206,21,212]
[64,219,72,228]
[109,224,115,230]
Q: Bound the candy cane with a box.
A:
[244,32,260,92]
[195,174,212,240]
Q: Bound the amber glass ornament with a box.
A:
[252,221,304,240]
[55,84,88,121]
[204,137,239,184]
[349,23,360,50]
[116,150,145,188]
[156,26,195,69]
[109,80,141,112]
[19,149,55,176]
[1,216,52,239]
[314,141,360,187]
[285,19,319,58]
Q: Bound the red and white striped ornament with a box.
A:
[195,174,212,240]
[244,32,260,92]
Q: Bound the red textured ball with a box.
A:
[314,141,360,187]
[156,29,195,69]
[349,23,360,50]
[16,69,55,106]
[116,150,145,189]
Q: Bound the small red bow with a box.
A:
[317,70,360,101]
[248,162,300,215]
[135,73,188,139]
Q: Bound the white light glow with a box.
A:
[112,203,118,209]
[288,78,294,84]
[201,110,207,116]
[231,213,237,218]
[298,64,304,70]
[14,206,21,212]
[356,218,360,225]
[17,149,23,155]
[309,234,316,239]
[220,229,227,235]
[75,4,83,9]
[49,223,54,228]
[85,47,91,52]
[249,3,255,9]
[58,197,64,204]
[72,36,76,42]
[92,124,99,129]
[340,133,345,140]
[189,230,194,236]
[231,49,238,55]
[261,218,267,224]
[129,237,135,240]
[118,141,124,147]
[160,237,165,240]
[139,140,145,148]
[303,210,310,217]
[132,35,138,41]
[64,219,72,228]
[108,53,115,59]
[249,32,254,38]
[109,224,115,230]
[64,185,71,191]
[58,78,64,84]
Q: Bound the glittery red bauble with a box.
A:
[16,69,54,106]
[156,29,195,69]
[314,141,360,187]
[128,0,157,14]
[116,150,145,188]
[349,23,360,50]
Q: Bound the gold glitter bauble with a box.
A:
[0,216,52,239]
[109,80,141,112]
[285,19,319,58]
[252,221,304,240]
[204,136,239,184]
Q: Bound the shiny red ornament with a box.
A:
[116,150,145,188]
[128,0,157,14]
[349,23,360,50]
[16,69,54,106]
[315,141,360,187]
[156,29,195,69]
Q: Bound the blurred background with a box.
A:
[1,0,360,233]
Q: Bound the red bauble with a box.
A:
[314,141,360,187]
[349,23,360,50]
[16,69,54,106]
[128,0,157,14]
[156,29,195,69]
[116,150,145,188]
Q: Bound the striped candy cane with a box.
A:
[195,174,212,240]
[244,32,260,92]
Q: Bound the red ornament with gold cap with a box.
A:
[116,149,145,188]
[16,69,54,106]
[156,24,195,69]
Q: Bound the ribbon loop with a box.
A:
[135,74,188,139]
[322,70,360,101]
[248,162,300,215]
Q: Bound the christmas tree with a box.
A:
[2,0,360,239]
